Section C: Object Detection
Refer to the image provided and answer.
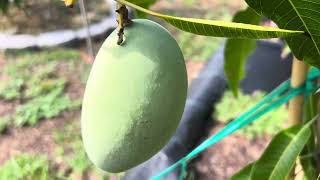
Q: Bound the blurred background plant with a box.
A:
[0,0,21,13]
[0,154,53,180]
[215,91,288,139]
[0,0,110,34]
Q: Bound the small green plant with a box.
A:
[53,121,119,179]
[0,49,82,126]
[0,116,10,133]
[0,154,51,180]
[14,87,81,126]
[53,121,92,173]
[67,140,92,173]
[0,78,24,100]
[215,91,288,139]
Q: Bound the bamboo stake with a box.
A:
[288,58,309,180]
[315,86,320,173]
[288,58,309,125]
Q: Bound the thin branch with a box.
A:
[78,0,94,58]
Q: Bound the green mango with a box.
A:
[81,19,187,173]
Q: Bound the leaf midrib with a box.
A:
[117,0,304,36]
[287,0,320,55]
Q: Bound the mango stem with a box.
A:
[115,2,132,45]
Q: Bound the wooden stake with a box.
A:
[288,58,309,180]
[288,58,309,125]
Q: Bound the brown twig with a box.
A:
[115,3,132,45]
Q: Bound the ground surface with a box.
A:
[194,124,270,180]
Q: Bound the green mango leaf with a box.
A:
[300,95,318,180]
[231,163,254,180]
[224,8,261,97]
[250,117,317,180]
[245,0,320,68]
[116,0,303,39]
[232,116,317,180]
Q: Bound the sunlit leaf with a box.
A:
[116,0,303,39]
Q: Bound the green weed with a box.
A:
[0,116,10,133]
[0,49,82,126]
[67,140,91,173]
[53,121,92,173]
[14,87,81,126]
[0,154,52,180]
[0,78,23,100]
[53,121,121,179]
[5,49,80,64]
[215,91,288,139]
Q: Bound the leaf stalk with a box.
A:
[115,1,132,45]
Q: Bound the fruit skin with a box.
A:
[81,19,187,173]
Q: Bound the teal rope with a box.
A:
[151,68,320,180]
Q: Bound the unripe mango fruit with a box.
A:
[81,19,187,173]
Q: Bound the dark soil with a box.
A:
[194,123,270,180]
[0,111,78,164]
